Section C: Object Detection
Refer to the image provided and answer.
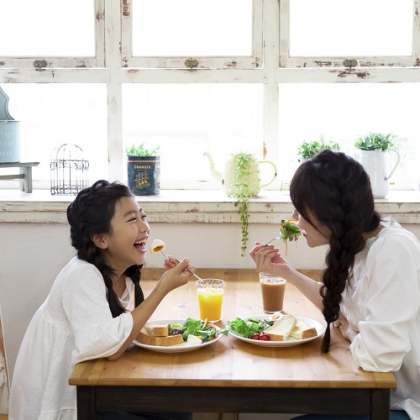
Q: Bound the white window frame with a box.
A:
[0,0,419,191]
[121,0,264,69]
[0,0,106,69]
[279,0,420,70]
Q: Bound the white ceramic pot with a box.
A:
[358,149,400,198]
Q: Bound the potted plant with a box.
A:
[354,132,397,151]
[354,132,400,198]
[229,152,259,257]
[297,136,340,161]
[126,143,161,196]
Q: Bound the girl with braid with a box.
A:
[10,180,193,420]
[250,150,420,420]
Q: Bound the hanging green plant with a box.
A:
[230,152,260,257]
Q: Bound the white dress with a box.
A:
[9,257,135,420]
[341,220,420,419]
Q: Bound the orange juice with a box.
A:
[196,279,225,322]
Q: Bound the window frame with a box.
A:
[0,0,419,192]
[0,0,106,70]
[279,0,420,69]
[121,0,264,69]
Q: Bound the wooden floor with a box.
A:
[0,415,7,420]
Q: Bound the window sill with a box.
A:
[1,189,420,224]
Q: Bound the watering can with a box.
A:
[204,151,277,197]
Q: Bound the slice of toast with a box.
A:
[289,319,317,340]
[145,323,169,337]
[136,327,183,347]
[263,314,297,341]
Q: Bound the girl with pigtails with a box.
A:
[10,180,193,420]
[250,150,420,420]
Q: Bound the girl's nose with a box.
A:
[139,218,150,232]
[292,208,298,219]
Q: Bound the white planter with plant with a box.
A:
[126,143,161,196]
[354,133,400,199]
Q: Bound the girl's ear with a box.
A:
[91,234,109,250]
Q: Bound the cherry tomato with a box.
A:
[259,334,270,341]
[251,333,260,340]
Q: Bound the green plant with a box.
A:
[354,132,397,151]
[230,152,259,257]
[297,136,340,159]
[126,142,160,157]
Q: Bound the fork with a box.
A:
[159,250,203,281]
[263,236,281,246]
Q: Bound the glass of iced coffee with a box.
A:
[259,272,286,313]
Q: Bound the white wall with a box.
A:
[1,221,419,382]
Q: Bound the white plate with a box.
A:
[228,315,325,347]
[133,319,225,353]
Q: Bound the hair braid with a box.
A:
[290,150,380,353]
[124,265,144,307]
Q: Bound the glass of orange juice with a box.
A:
[196,279,225,322]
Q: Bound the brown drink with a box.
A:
[259,273,286,313]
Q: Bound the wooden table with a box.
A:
[70,268,396,420]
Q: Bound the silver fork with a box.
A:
[263,236,281,246]
[160,250,203,281]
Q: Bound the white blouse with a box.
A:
[341,221,420,419]
[9,257,135,420]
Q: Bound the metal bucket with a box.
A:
[0,120,20,163]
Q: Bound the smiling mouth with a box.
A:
[134,240,146,250]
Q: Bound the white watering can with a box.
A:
[357,149,401,198]
[204,151,277,197]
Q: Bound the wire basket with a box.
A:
[50,144,89,195]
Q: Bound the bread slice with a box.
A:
[136,327,183,347]
[145,323,169,337]
[263,314,297,341]
[289,319,317,340]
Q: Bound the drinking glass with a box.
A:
[259,272,286,313]
[196,279,224,322]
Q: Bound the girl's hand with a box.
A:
[163,255,178,269]
[333,313,358,343]
[158,257,194,294]
[249,241,291,277]
[164,256,197,275]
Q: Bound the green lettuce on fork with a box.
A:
[280,219,302,255]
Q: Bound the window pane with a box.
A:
[123,84,263,185]
[132,0,253,56]
[0,0,95,57]
[278,83,420,189]
[3,84,107,182]
[290,0,413,57]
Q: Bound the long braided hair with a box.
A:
[66,180,144,317]
[290,150,380,353]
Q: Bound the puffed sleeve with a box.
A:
[350,233,420,372]
[62,264,134,363]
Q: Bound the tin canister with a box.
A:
[127,156,160,195]
[0,120,20,163]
